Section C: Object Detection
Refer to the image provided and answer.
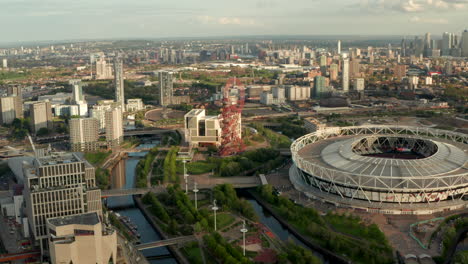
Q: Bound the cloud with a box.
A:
[195,16,256,26]
[409,16,449,24]
[360,0,468,13]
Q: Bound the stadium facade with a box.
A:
[290,125,468,215]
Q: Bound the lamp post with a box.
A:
[183,160,188,194]
[240,220,248,256]
[212,199,219,231]
[193,181,199,210]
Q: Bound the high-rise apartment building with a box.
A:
[23,152,102,250]
[70,79,84,103]
[105,107,123,148]
[159,71,173,106]
[47,212,117,264]
[2,58,7,68]
[285,86,311,101]
[29,101,53,133]
[461,30,468,57]
[354,78,365,91]
[114,58,125,111]
[7,86,23,118]
[342,58,349,92]
[0,96,16,125]
[337,40,341,54]
[69,79,88,116]
[70,118,100,151]
[95,56,113,79]
[330,64,338,81]
[91,100,116,131]
[314,76,327,98]
[350,59,361,78]
[319,55,327,67]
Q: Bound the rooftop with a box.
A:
[36,152,81,167]
[48,212,100,227]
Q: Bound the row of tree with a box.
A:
[135,147,159,188]
[163,147,179,183]
[191,148,285,177]
[143,185,211,235]
[203,232,252,264]
[213,184,257,221]
[257,185,393,264]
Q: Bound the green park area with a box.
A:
[140,183,323,264]
[257,185,394,264]
[179,148,286,177]
[84,151,112,189]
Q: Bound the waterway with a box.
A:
[107,153,177,264]
[242,192,327,263]
[105,147,325,263]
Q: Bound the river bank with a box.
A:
[246,189,350,264]
[107,155,177,264]
[134,196,189,264]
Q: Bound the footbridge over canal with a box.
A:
[101,176,262,197]
[135,236,197,250]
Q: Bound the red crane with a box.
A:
[219,78,245,156]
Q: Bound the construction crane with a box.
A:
[218,78,246,157]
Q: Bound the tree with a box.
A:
[36,127,50,137]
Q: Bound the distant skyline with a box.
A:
[1,0,467,43]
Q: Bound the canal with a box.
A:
[241,190,327,263]
[107,152,177,264]
[105,148,326,263]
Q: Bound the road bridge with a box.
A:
[136,236,197,250]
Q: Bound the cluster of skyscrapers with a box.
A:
[402,30,468,58]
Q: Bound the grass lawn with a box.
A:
[177,161,217,175]
[209,212,236,230]
[84,151,111,165]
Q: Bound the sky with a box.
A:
[0,0,467,42]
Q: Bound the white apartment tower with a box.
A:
[7,86,23,118]
[105,107,123,148]
[69,79,88,116]
[95,56,113,79]
[0,96,16,125]
[69,118,100,151]
[23,152,102,251]
[114,58,125,111]
[91,100,115,131]
[342,58,350,92]
[354,78,365,91]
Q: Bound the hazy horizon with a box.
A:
[1,0,467,43]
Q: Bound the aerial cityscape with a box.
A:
[0,1,467,264]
